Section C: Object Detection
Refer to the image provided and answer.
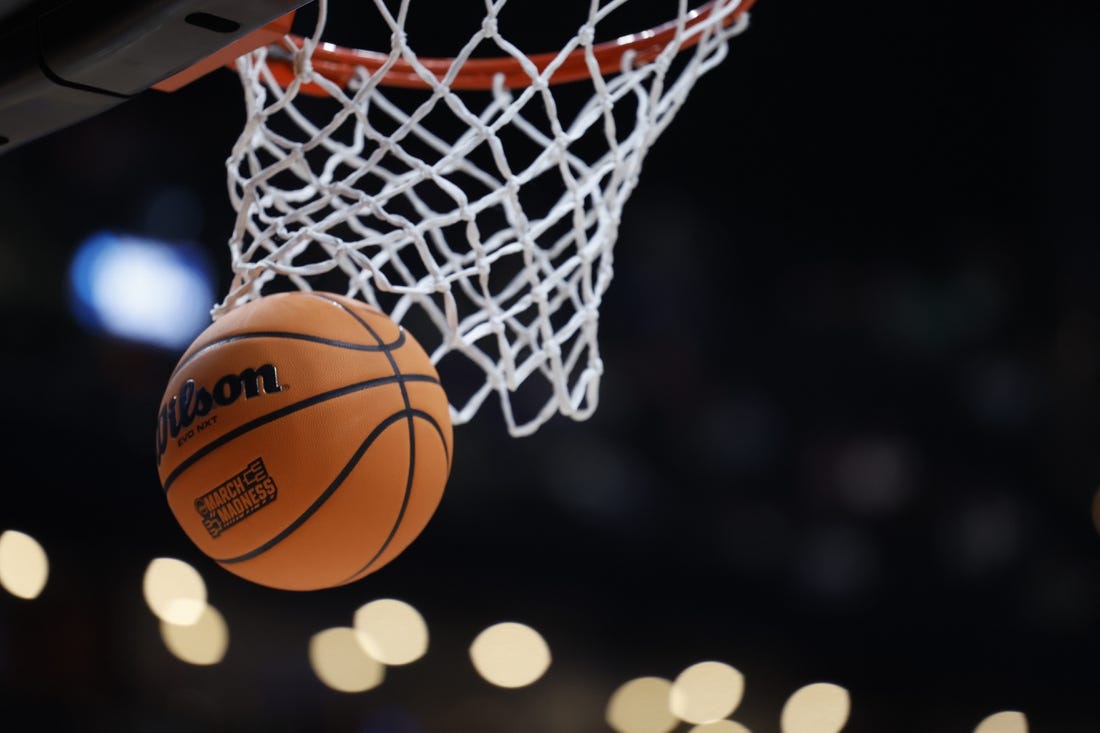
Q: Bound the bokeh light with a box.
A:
[606,676,679,733]
[670,660,746,725]
[142,556,207,626]
[974,710,1028,733]
[468,621,551,688]
[67,231,214,350]
[0,529,48,600]
[352,597,429,665]
[309,626,385,693]
[780,682,851,733]
[159,603,229,666]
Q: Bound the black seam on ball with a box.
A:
[324,294,420,581]
[169,329,407,381]
[339,409,451,585]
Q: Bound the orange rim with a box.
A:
[263,0,755,94]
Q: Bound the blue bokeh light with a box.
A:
[67,231,216,351]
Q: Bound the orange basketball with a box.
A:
[154,291,453,591]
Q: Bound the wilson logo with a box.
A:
[155,363,283,465]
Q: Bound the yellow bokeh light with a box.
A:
[690,720,752,733]
[143,557,207,625]
[975,710,1028,733]
[670,660,746,725]
[159,603,229,666]
[309,626,385,693]
[606,676,679,733]
[0,529,49,600]
[780,682,851,733]
[353,597,428,665]
[468,621,551,688]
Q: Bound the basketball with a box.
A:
[154,291,453,591]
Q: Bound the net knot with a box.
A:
[391,29,407,52]
[294,39,315,79]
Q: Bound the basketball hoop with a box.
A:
[220,0,756,437]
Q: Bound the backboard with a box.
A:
[0,0,307,151]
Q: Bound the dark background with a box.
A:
[1,1,1099,731]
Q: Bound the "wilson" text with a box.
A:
[155,364,283,464]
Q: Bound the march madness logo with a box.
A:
[195,458,279,538]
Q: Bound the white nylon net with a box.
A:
[220,0,751,436]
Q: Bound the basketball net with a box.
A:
[220,0,754,436]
